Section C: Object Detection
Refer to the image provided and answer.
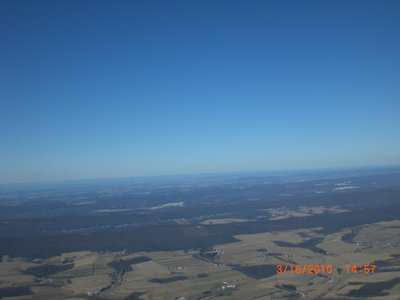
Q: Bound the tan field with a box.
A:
[0,220,399,299]
[267,206,350,220]
[200,218,252,225]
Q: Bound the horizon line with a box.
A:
[1,163,400,187]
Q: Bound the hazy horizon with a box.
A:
[1,163,399,186]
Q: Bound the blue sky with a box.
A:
[1,0,399,183]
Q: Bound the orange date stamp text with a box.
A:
[276,264,376,275]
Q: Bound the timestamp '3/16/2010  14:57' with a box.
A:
[276,264,377,275]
